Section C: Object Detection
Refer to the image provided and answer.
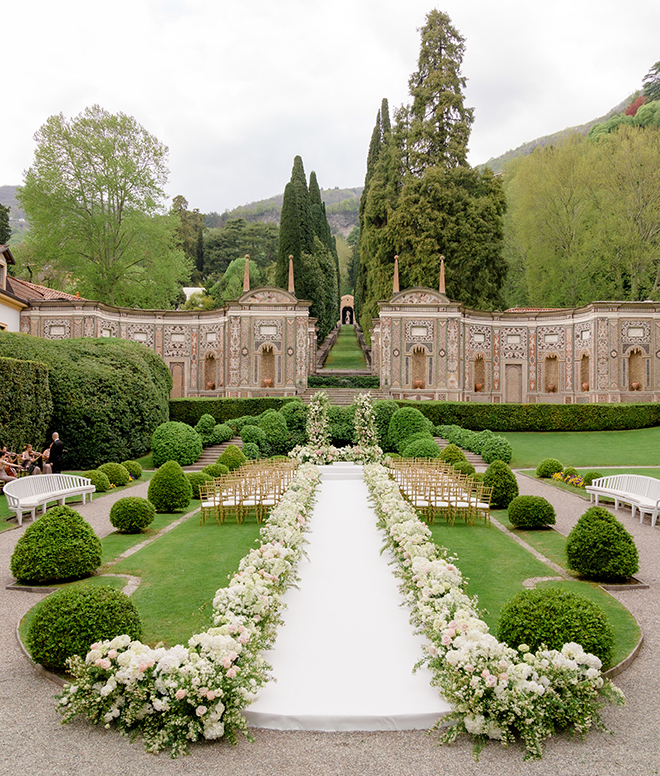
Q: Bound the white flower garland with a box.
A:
[57,464,320,757]
[362,462,624,760]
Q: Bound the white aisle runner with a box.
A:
[244,462,451,731]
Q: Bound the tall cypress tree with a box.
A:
[275,181,301,288]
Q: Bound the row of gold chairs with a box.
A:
[388,458,492,526]
[199,459,298,525]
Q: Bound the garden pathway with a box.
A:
[245,462,450,730]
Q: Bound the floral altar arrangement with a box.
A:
[362,462,624,760]
[57,463,320,757]
[288,391,383,466]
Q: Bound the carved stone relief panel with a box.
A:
[97,320,119,339]
[467,325,492,353]
[610,320,619,389]
[528,328,536,392]
[493,330,501,392]
[44,318,71,339]
[381,317,391,385]
[392,318,401,387]
[199,324,224,354]
[229,316,241,386]
[404,319,434,352]
[286,319,295,384]
[447,319,459,389]
[254,319,283,351]
[164,325,191,357]
[296,317,307,381]
[597,318,609,390]
[241,317,250,384]
[127,323,155,348]
[537,326,565,354]
[621,320,650,354]
[500,327,527,359]
[436,320,447,387]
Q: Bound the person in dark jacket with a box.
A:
[49,432,65,474]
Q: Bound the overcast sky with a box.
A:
[4,0,659,215]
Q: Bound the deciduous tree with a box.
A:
[0,203,10,244]
[18,105,189,307]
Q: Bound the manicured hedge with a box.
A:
[0,356,53,452]
[307,375,380,388]
[395,400,660,432]
[0,333,170,469]
[169,397,298,426]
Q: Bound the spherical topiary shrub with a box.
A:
[508,495,556,529]
[397,430,435,455]
[388,407,431,454]
[151,421,203,467]
[497,587,615,668]
[83,469,111,493]
[186,471,213,499]
[97,462,131,487]
[109,497,156,533]
[582,471,603,487]
[402,437,441,459]
[258,409,290,454]
[11,505,102,584]
[483,460,519,509]
[121,460,143,479]
[452,460,476,477]
[563,466,578,479]
[27,586,142,673]
[536,458,564,478]
[212,423,234,445]
[204,463,230,479]
[439,443,467,464]
[243,442,260,460]
[241,424,269,454]
[217,444,247,472]
[481,436,513,465]
[195,413,217,447]
[566,506,639,582]
[148,460,193,513]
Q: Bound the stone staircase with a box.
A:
[182,438,243,471]
[300,388,390,406]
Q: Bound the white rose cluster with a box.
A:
[58,463,320,757]
[363,463,624,760]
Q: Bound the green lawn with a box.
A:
[430,511,640,668]
[109,510,262,646]
[518,467,660,500]
[502,426,660,468]
[323,325,367,369]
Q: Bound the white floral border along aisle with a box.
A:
[57,463,320,757]
[362,462,624,761]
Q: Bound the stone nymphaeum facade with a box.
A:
[371,289,660,404]
[10,270,660,404]
[20,288,316,399]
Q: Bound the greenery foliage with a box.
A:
[240,424,269,455]
[536,458,564,478]
[121,460,143,479]
[109,497,156,533]
[508,495,557,529]
[242,442,260,460]
[328,405,356,447]
[402,437,441,458]
[10,505,102,584]
[307,375,379,388]
[566,507,639,582]
[257,409,290,454]
[483,460,519,509]
[27,586,142,672]
[212,423,234,444]
[217,444,247,471]
[497,587,615,668]
[97,462,131,487]
[185,471,213,499]
[151,421,202,467]
[582,471,603,487]
[194,414,217,447]
[83,469,111,493]
[394,399,660,432]
[169,397,297,426]
[439,443,467,464]
[202,463,229,478]
[388,406,432,452]
[0,357,53,452]
[0,334,170,469]
[372,400,399,450]
[148,460,193,513]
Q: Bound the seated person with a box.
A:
[0,452,18,482]
[20,444,42,476]
[41,446,52,475]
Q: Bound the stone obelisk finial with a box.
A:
[243,255,250,292]
[439,255,446,294]
[288,255,295,295]
[393,255,400,294]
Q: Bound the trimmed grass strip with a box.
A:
[323,325,367,369]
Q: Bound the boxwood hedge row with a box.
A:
[0,356,53,452]
[169,397,298,426]
[0,333,171,469]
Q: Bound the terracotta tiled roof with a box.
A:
[6,276,83,302]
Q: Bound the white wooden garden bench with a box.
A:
[586,473,660,527]
[4,473,96,527]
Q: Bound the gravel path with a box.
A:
[1,476,659,775]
